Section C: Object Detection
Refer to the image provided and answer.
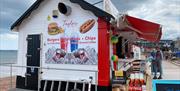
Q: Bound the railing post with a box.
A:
[38,67,40,91]
[95,71,98,91]
[10,64,12,89]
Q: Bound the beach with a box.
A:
[0,65,18,91]
[0,50,18,90]
[0,65,18,78]
[0,76,16,91]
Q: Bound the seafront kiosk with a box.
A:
[10,0,162,91]
[109,14,162,91]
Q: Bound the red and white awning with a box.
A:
[116,14,162,42]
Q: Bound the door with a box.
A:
[116,37,123,58]
[26,34,41,90]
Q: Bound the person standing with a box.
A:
[155,47,163,79]
[150,49,158,79]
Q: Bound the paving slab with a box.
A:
[9,88,35,91]
[162,61,180,80]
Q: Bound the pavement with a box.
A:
[162,60,180,80]
[9,88,35,91]
[170,60,180,66]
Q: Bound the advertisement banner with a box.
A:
[45,16,98,65]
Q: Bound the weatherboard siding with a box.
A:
[16,0,99,84]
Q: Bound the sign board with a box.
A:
[44,3,98,65]
[132,45,141,59]
[115,70,123,77]
[153,80,180,91]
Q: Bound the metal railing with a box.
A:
[0,64,98,91]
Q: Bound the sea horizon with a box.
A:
[0,50,17,64]
[0,49,17,51]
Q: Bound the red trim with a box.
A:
[98,17,110,86]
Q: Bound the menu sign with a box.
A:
[44,17,98,65]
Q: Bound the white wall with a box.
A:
[16,0,98,84]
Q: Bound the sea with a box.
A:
[0,50,18,78]
[0,50,17,64]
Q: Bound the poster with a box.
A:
[132,45,141,59]
[45,16,98,65]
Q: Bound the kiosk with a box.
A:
[11,0,162,91]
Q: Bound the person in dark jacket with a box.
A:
[155,47,163,79]
[151,49,158,79]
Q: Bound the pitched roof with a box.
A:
[11,0,44,30]
[11,0,114,30]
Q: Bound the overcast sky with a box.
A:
[0,0,179,50]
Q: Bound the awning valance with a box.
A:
[116,15,162,42]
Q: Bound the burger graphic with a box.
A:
[48,22,64,35]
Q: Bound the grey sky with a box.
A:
[0,0,179,50]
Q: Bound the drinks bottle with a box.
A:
[70,33,78,52]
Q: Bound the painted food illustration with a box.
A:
[52,49,66,61]
[48,22,64,35]
[80,19,95,34]
[73,49,89,62]
[45,47,97,65]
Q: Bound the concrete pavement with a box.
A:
[9,88,35,91]
[162,60,180,80]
